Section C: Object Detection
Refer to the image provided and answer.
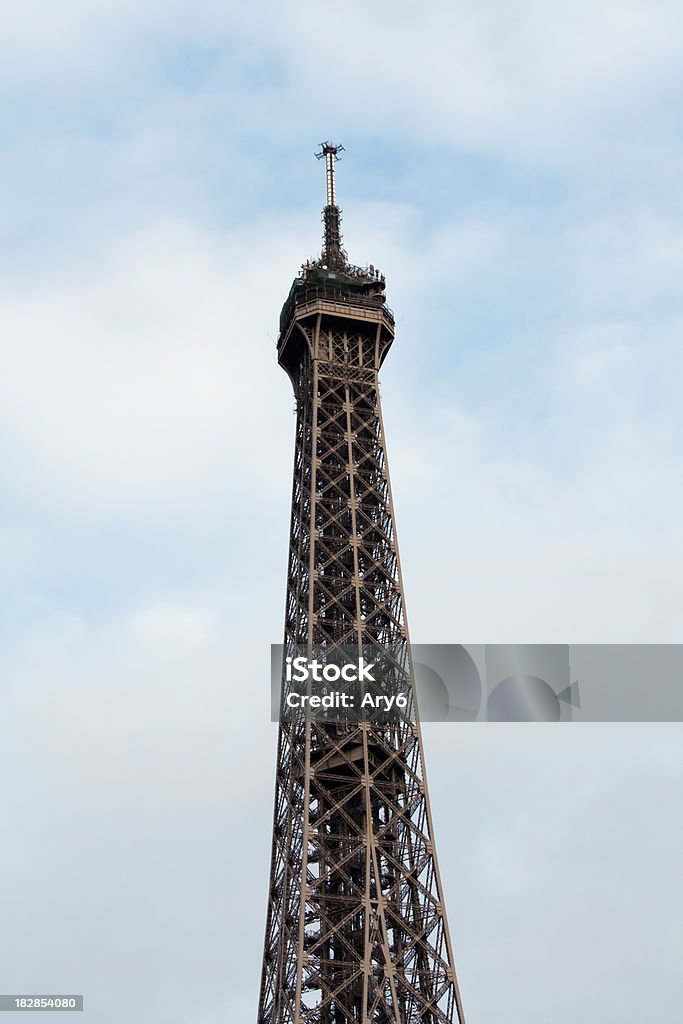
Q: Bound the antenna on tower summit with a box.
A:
[315,141,344,206]
[315,141,346,270]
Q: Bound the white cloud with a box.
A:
[2,2,682,164]
[382,303,683,641]
[0,598,273,1020]
[2,195,681,637]
[569,212,683,314]
[0,217,301,514]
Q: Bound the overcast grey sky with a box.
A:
[1,2,682,1021]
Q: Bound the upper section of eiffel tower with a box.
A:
[257,144,467,1024]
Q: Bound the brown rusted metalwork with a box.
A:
[258,146,467,1024]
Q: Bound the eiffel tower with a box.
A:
[258,144,467,1024]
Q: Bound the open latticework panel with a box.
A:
[257,293,467,1024]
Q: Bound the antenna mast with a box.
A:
[315,141,346,270]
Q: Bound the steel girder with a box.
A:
[258,303,466,1024]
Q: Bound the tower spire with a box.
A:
[315,141,346,270]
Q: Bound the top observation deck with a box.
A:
[277,143,396,374]
[278,260,394,337]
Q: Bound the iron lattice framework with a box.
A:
[258,144,466,1024]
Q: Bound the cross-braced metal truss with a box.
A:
[257,270,467,1024]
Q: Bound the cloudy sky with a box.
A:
[1,2,682,1021]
